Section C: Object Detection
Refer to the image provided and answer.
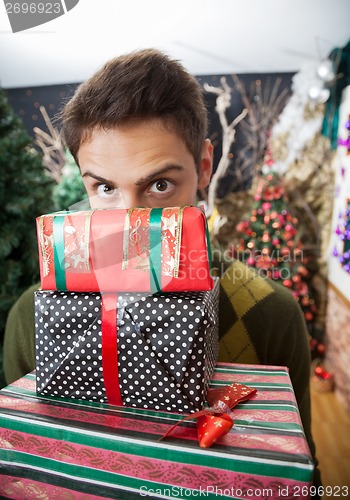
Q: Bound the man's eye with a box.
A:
[149,179,173,194]
[96,184,119,198]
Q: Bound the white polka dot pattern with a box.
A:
[35,278,219,413]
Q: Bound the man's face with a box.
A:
[78,119,213,209]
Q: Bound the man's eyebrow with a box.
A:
[81,164,184,187]
[82,171,116,187]
[134,165,184,186]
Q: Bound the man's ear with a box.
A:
[197,139,213,190]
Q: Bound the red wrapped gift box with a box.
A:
[37,206,213,292]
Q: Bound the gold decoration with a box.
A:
[173,206,185,278]
[122,208,134,270]
[161,213,177,237]
[83,211,94,271]
[38,215,51,277]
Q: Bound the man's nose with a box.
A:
[120,191,144,209]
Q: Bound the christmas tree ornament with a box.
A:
[308,83,330,104]
[311,361,334,393]
[316,59,336,83]
[308,58,336,104]
[338,114,350,154]
[333,199,350,274]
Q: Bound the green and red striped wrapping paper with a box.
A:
[0,363,314,499]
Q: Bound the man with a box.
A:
[3,48,321,487]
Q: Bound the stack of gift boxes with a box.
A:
[35,206,219,413]
[0,205,316,497]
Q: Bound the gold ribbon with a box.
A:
[173,206,185,278]
[38,215,50,277]
[122,208,134,270]
[122,206,185,278]
[65,210,94,272]
[40,210,94,279]
[83,210,94,271]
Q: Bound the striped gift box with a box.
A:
[0,364,314,499]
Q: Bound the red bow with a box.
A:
[160,382,257,448]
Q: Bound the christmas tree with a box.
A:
[33,106,88,212]
[231,167,318,340]
[52,150,88,211]
[0,89,54,377]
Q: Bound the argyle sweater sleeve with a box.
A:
[218,260,310,406]
[218,259,321,489]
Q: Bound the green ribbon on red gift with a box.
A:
[53,213,68,290]
[149,208,163,294]
[160,382,257,448]
[149,206,213,291]
[51,208,169,293]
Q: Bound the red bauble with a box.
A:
[236,222,247,232]
[304,311,313,322]
[317,343,326,356]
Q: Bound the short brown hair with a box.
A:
[61,48,208,168]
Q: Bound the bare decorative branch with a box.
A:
[34,105,66,183]
[227,74,290,191]
[204,77,248,217]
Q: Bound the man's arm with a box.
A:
[3,284,38,385]
[256,279,322,490]
[218,260,321,489]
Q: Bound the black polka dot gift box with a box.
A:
[34,278,219,413]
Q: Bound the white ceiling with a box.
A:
[0,0,349,89]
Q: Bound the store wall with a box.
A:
[4,72,294,196]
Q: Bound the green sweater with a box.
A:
[3,259,321,488]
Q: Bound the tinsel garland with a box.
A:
[333,116,350,272]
